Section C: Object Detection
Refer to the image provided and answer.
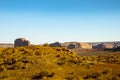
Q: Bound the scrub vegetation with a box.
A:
[0,46,120,80]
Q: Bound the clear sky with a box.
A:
[0,0,120,44]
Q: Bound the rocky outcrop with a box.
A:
[91,42,120,49]
[79,43,92,49]
[62,42,92,49]
[61,42,120,49]
[14,38,30,47]
[50,42,61,47]
[93,43,114,49]
[68,43,80,49]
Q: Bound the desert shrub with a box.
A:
[111,75,120,80]
[69,59,78,64]
[102,68,112,74]
[31,70,55,79]
[83,72,101,79]
[21,57,29,63]
[34,50,41,55]
[55,48,62,52]
[87,56,95,61]
[98,74,120,80]
[7,65,17,70]
[57,61,66,65]
[14,62,26,69]
[2,48,15,55]
[86,64,91,69]
[4,58,16,65]
[0,66,4,73]
[56,54,60,57]
[66,75,75,80]
[6,61,27,70]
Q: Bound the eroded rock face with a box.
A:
[67,44,76,49]
[62,42,92,49]
[14,38,30,47]
[79,43,92,49]
[67,43,80,49]
[50,42,61,47]
[93,43,114,49]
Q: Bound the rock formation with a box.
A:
[93,43,114,49]
[66,42,80,49]
[50,42,61,47]
[62,42,92,49]
[14,38,30,47]
[80,43,92,49]
[49,42,120,49]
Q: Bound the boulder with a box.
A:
[14,38,30,47]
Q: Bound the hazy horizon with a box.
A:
[0,0,120,44]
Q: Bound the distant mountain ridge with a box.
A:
[0,41,120,49]
[89,42,120,49]
[50,41,120,49]
[0,43,14,48]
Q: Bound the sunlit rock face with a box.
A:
[79,43,92,49]
[14,38,30,47]
[104,43,114,48]
[93,43,114,49]
[62,42,92,49]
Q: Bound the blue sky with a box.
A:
[0,0,120,44]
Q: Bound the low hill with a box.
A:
[0,46,120,80]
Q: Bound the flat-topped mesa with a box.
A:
[62,42,92,49]
[93,43,114,49]
[14,38,30,47]
[79,42,92,49]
